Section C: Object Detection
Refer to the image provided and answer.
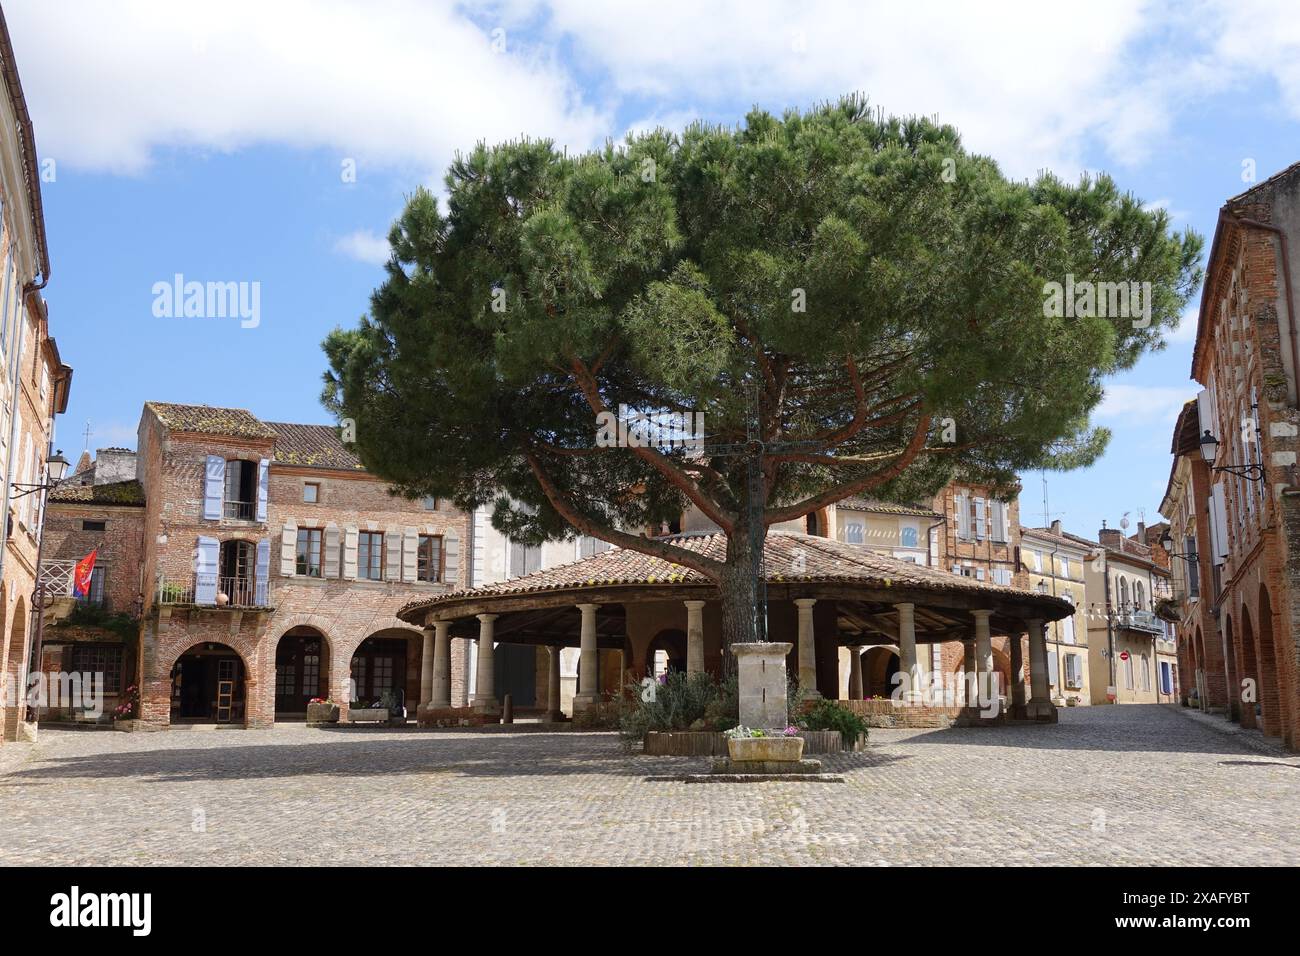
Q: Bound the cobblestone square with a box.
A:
[1,704,1296,866]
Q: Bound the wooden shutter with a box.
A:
[279,521,297,576]
[384,527,401,581]
[1047,652,1059,687]
[203,456,225,519]
[509,540,525,579]
[954,492,970,539]
[1210,486,1229,563]
[256,458,270,521]
[342,525,359,579]
[195,536,220,603]
[444,529,460,585]
[401,527,418,582]
[323,523,341,578]
[525,544,541,575]
[254,538,270,605]
[973,497,986,539]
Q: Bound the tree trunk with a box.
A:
[718,518,767,680]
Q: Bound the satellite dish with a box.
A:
[1119,513,1130,530]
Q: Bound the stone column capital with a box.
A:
[794,597,817,610]
[476,613,498,624]
[576,602,599,614]
[433,620,451,635]
[971,608,993,621]
[683,599,707,611]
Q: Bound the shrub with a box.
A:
[617,670,736,742]
[798,698,869,748]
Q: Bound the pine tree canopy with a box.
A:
[321,94,1203,587]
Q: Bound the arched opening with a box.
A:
[275,627,331,718]
[218,539,257,607]
[170,642,247,724]
[1223,614,1240,722]
[350,629,421,715]
[3,595,27,736]
[1117,576,1129,611]
[1238,606,1258,730]
[1257,585,1288,740]
[864,645,899,698]
[646,628,687,677]
[1134,581,1145,611]
[805,512,820,536]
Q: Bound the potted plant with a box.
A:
[112,685,141,730]
[723,724,804,762]
[306,697,339,725]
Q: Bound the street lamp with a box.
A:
[1159,529,1199,566]
[1199,428,1265,481]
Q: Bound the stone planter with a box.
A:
[113,719,161,733]
[306,702,340,725]
[727,736,804,763]
[348,707,391,724]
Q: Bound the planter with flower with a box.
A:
[306,697,340,725]
[112,685,142,731]
[722,724,805,763]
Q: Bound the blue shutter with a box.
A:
[203,456,225,519]
[256,458,270,521]
[195,536,220,603]
[254,538,270,605]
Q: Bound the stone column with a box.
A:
[573,603,600,715]
[897,602,918,702]
[1025,618,1057,721]
[1009,628,1027,714]
[973,609,994,711]
[848,647,863,700]
[431,621,451,709]
[546,645,562,721]
[794,598,820,697]
[471,613,499,714]
[732,642,793,729]
[420,626,435,708]
[684,599,706,675]
[962,641,977,705]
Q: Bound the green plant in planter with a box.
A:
[616,670,736,742]
[798,698,869,748]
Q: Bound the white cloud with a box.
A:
[333,229,390,265]
[4,0,608,174]
[1096,384,1193,425]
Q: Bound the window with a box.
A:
[1065,653,1082,688]
[1140,654,1151,691]
[224,459,258,519]
[358,531,384,580]
[296,528,323,577]
[1046,652,1058,686]
[303,483,319,504]
[1160,661,1173,695]
[421,497,438,511]
[992,568,1012,586]
[843,522,864,544]
[1062,613,1076,645]
[81,520,106,532]
[1124,654,1134,689]
[71,644,123,692]
[580,536,611,558]
[900,526,918,548]
[78,566,107,607]
[509,541,541,579]
[417,535,443,582]
[1186,535,1199,598]
[1059,557,1070,579]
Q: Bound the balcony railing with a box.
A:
[223,499,256,520]
[157,575,265,609]
[38,559,76,597]
[1117,609,1164,634]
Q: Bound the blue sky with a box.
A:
[7,0,1300,539]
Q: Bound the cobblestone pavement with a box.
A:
[1,704,1296,866]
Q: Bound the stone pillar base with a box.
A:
[471,696,500,716]
[572,693,600,714]
[1025,699,1058,722]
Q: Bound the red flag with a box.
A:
[72,549,97,598]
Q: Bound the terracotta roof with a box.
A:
[399,531,1069,621]
[1021,526,1092,552]
[266,422,363,471]
[145,402,278,440]
[49,478,145,507]
[836,497,941,518]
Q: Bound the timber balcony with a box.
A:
[156,574,270,610]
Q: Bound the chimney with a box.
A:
[1098,527,1124,550]
[93,447,137,485]
[1050,519,1062,535]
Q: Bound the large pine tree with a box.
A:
[322,96,1202,649]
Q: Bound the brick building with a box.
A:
[1159,161,1300,750]
[37,402,473,728]
[0,9,74,743]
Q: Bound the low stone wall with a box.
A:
[643,730,850,756]
[840,699,961,729]
[416,706,498,728]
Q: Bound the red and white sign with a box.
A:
[1119,650,1130,662]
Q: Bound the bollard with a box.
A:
[502,693,513,724]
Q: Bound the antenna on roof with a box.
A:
[82,420,92,452]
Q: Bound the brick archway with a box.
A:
[1256,585,1288,741]
[1223,613,1240,721]
[1238,606,1258,730]
[2,595,26,739]
[166,640,255,727]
